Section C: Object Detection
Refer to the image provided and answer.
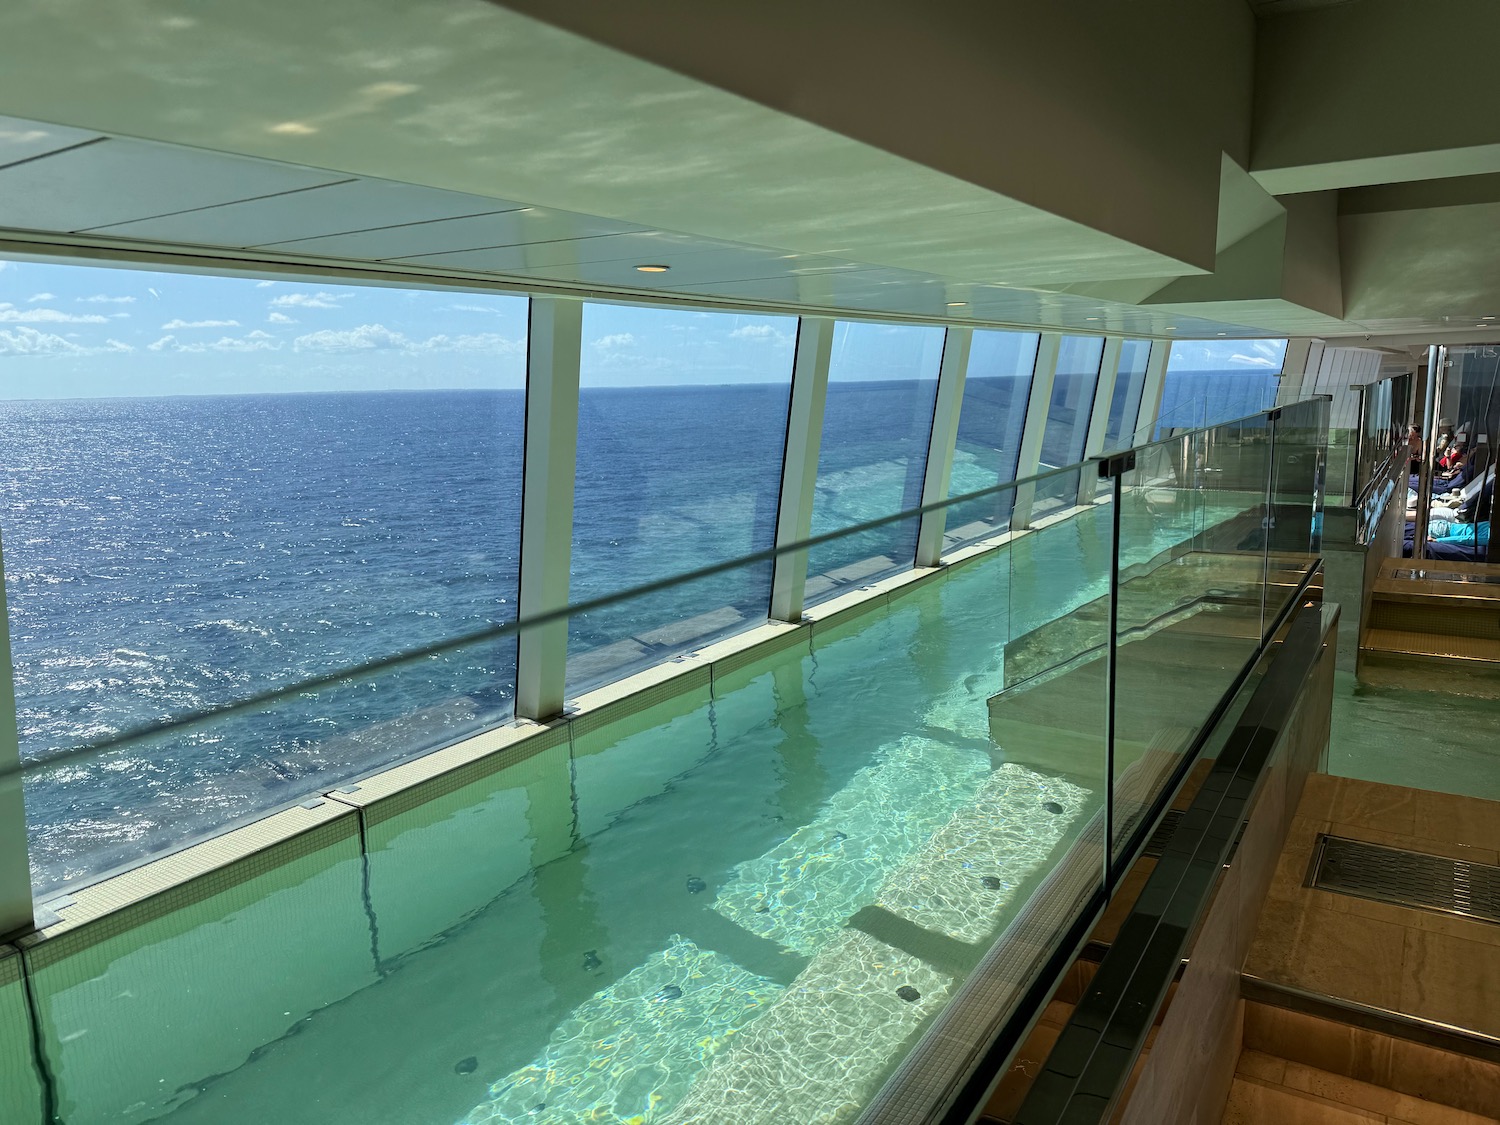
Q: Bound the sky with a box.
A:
[0,256,1288,400]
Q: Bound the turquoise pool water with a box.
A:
[15,491,1277,1125]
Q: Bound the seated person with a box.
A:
[1408,463,1492,524]
[1404,471,1493,555]
[1426,519,1490,561]
[1410,439,1472,494]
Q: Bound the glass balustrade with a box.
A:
[0,404,1327,1125]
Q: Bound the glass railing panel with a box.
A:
[1102,339,1152,454]
[0,949,40,1125]
[1033,337,1104,521]
[15,479,1116,1125]
[1151,338,1288,440]
[804,322,944,602]
[28,811,375,1125]
[25,624,522,898]
[943,329,1039,551]
[1266,397,1328,624]
[567,303,796,694]
[1108,414,1274,848]
[7,409,1333,1125]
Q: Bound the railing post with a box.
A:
[1009,332,1062,530]
[770,317,834,622]
[1078,337,1124,505]
[1098,448,1134,887]
[0,527,33,936]
[515,296,582,721]
[1131,338,1171,445]
[915,328,973,568]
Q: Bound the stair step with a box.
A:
[1368,598,1500,639]
[1225,1050,1499,1124]
[1242,995,1500,1121]
[1362,627,1500,666]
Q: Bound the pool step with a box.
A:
[674,764,1092,1124]
[1360,559,1500,685]
[712,735,990,955]
[661,928,955,1125]
[460,936,781,1125]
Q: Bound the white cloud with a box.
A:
[270,291,342,309]
[27,293,57,303]
[148,331,280,354]
[101,339,134,353]
[0,328,85,356]
[0,307,109,325]
[592,332,636,350]
[448,304,499,314]
[419,332,525,354]
[255,280,276,288]
[729,323,791,343]
[266,312,296,324]
[161,318,241,330]
[208,334,279,353]
[78,294,136,304]
[291,323,523,355]
[293,324,410,352]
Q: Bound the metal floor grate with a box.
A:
[1391,567,1500,585]
[1311,835,1500,924]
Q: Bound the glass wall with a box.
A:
[804,321,944,602]
[568,303,795,690]
[942,330,1039,549]
[1103,339,1152,453]
[1032,335,1105,518]
[0,259,527,895]
[1153,338,1289,439]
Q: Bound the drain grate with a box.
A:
[1311,835,1500,924]
[1143,809,1183,858]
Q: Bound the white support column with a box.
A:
[1131,339,1172,445]
[515,296,582,721]
[915,328,973,567]
[1009,333,1062,530]
[770,317,835,622]
[0,529,32,936]
[1276,338,1327,405]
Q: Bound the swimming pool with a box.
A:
[11,488,1278,1125]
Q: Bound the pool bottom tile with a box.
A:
[462,935,781,1125]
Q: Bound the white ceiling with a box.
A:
[0,111,1273,339]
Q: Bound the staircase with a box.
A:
[1222,1000,1500,1124]
[1360,559,1500,689]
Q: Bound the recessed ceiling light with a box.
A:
[1085,317,1100,321]
[946,301,967,307]
[635,264,670,273]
